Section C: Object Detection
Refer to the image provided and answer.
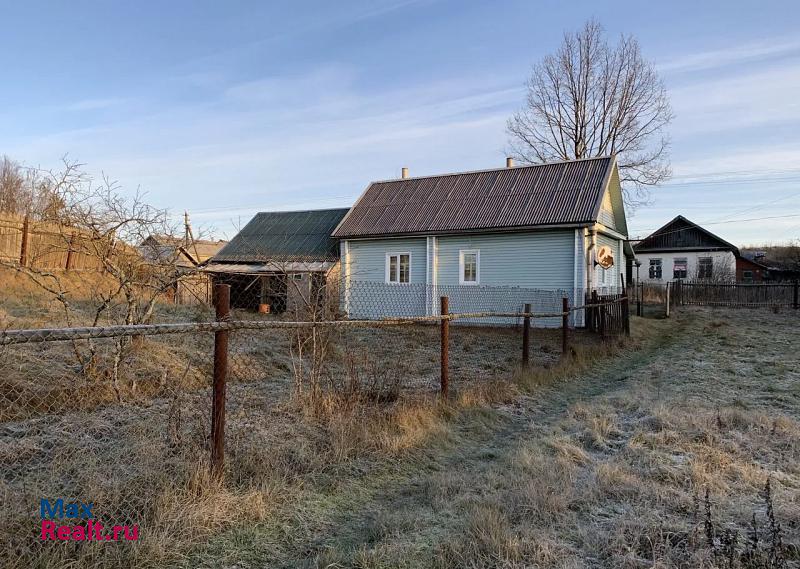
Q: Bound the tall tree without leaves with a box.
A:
[507,21,673,205]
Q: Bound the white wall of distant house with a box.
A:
[635,250,736,283]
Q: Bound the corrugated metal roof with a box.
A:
[213,208,350,263]
[203,261,336,273]
[332,157,614,238]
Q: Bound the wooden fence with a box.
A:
[585,291,629,337]
[1,211,212,305]
[673,280,799,309]
[0,212,106,270]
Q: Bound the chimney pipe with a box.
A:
[401,167,409,179]
[506,157,514,168]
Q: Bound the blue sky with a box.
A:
[2,0,800,244]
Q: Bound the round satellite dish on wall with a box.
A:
[596,245,614,269]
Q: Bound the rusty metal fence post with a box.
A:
[522,302,531,368]
[211,283,230,474]
[440,296,449,398]
[561,297,569,356]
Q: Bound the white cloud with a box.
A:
[63,97,128,111]
[7,66,520,236]
[658,36,800,73]
[669,60,800,135]
[671,144,800,179]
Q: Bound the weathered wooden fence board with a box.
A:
[673,281,799,308]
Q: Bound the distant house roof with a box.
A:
[633,216,739,256]
[212,208,350,264]
[736,256,770,271]
[332,156,619,238]
[140,235,227,268]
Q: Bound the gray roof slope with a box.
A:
[332,157,614,238]
[213,208,350,263]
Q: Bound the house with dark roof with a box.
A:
[632,215,738,283]
[332,156,628,322]
[205,208,349,312]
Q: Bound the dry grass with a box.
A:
[189,307,797,569]
[5,273,798,568]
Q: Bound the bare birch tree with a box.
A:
[506,20,673,205]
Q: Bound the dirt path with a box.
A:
[193,308,800,568]
[291,325,682,566]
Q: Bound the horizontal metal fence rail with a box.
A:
[0,284,631,568]
[0,300,627,346]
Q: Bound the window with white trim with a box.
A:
[386,253,410,284]
[459,249,480,285]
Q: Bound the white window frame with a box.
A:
[459,249,480,285]
[385,252,411,284]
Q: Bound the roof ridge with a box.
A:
[253,207,351,215]
[369,155,613,185]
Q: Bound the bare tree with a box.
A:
[689,255,735,283]
[506,20,673,205]
[0,155,67,218]
[1,158,192,398]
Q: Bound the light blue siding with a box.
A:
[436,231,575,326]
[343,231,577,326]
[346,238,427,283]
[343,238,427,318]
[436,231,574,289]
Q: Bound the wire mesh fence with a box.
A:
[0,280,630,568]
[342,280,578,327]
[0,331,212,567]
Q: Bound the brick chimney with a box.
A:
[401,167,409,179]
[506,157,514,168]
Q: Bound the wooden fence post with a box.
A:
[637,282,643,317]
[591,290,599,332]
[440,296,449,398]
[599,300,606,339]
[65,232,76,271]
[522,302,531,368]
[794,280,799,310]
[211,283,230,475]
[623,294,630,337]
[561,297,569,356]
[19,214,30,267]
[665,282,671,318]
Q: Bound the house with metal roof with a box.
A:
[205,208,349,313]
[332,156,629,323]
[632,215,738,283]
